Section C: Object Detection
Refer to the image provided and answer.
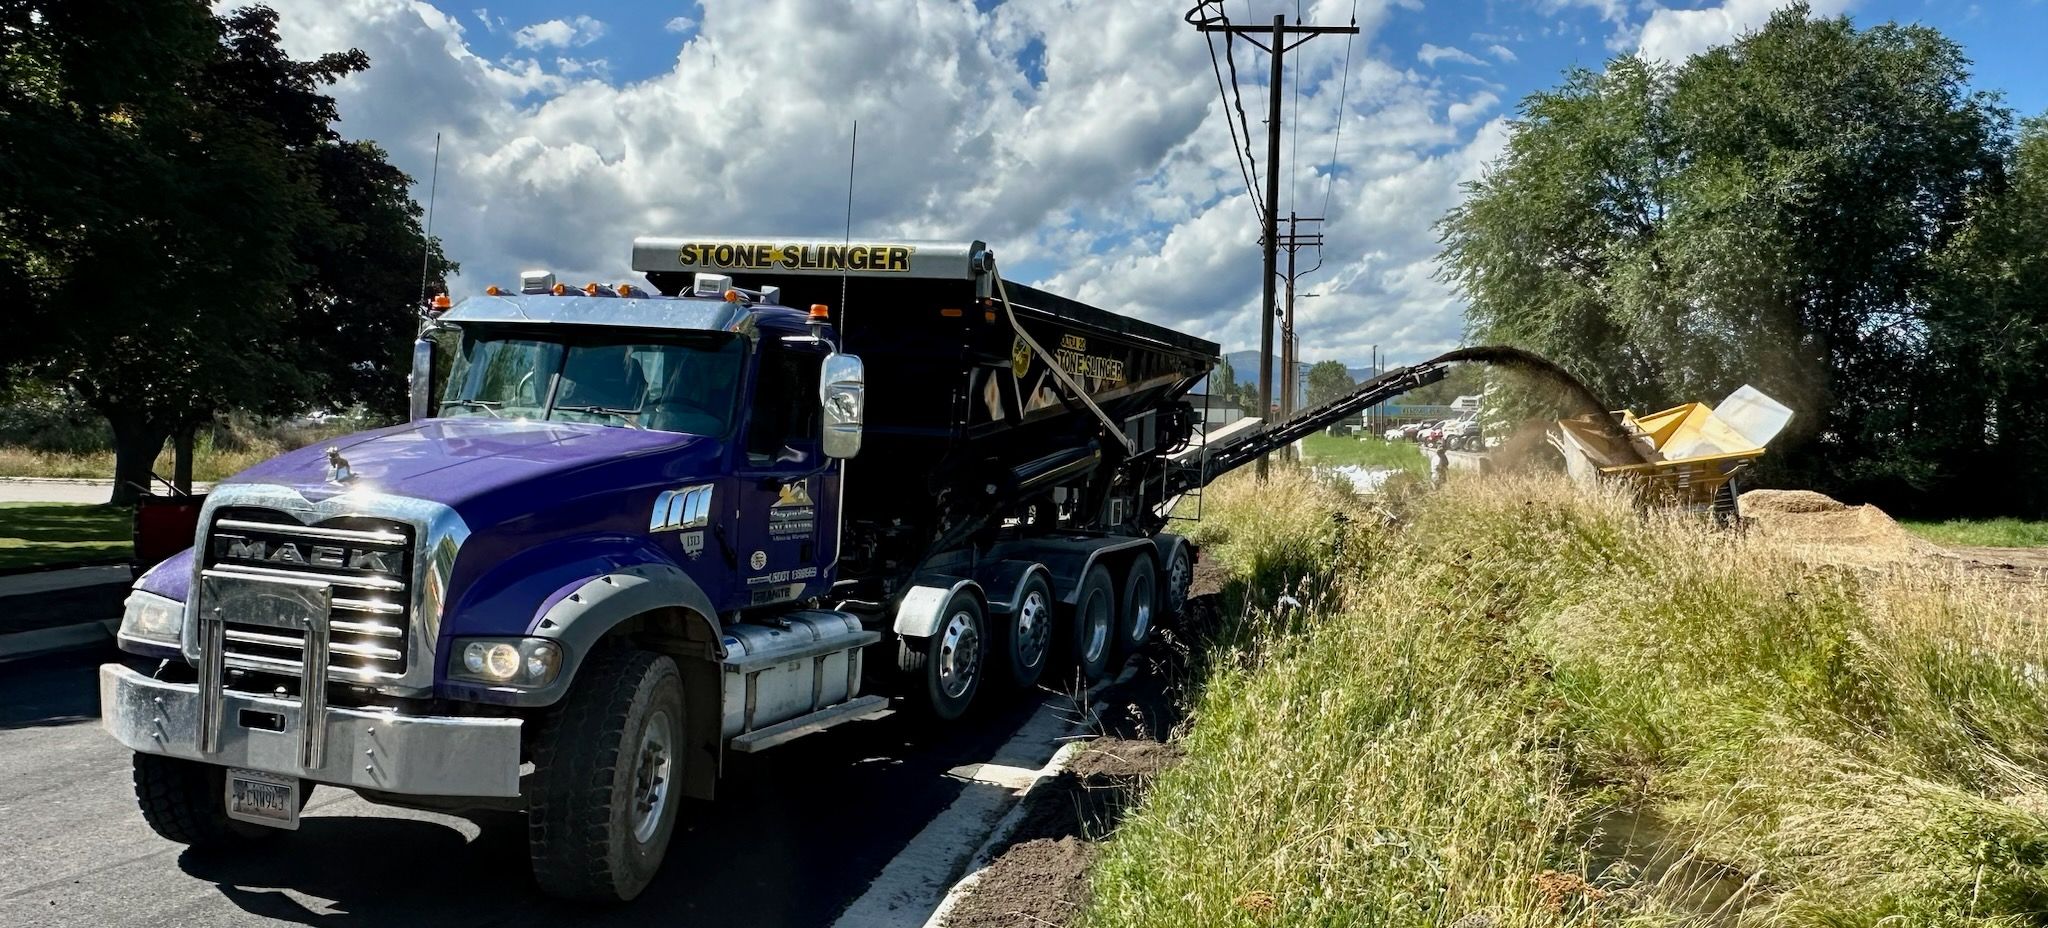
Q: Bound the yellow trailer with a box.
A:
[1550,385,1793,516]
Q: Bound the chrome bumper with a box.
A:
[100,663,524,798]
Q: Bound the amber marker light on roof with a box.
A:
[430,293,452,309]
[809,304,830,320]
[551,282,568,296]
[485,285,504,296]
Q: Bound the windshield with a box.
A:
[438,329,745,434]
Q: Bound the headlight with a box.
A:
[449,638,563,687]
[118,590,185,645]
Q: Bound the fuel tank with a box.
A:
[719,610,873,739]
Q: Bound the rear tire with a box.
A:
[528,646,685,902]
[994,572,1054,690]
[1115,557,1159,658]
[1161,541,1194,623]
[132,754,286,847]
[1065,565,1116,682]
[899,589,986,720]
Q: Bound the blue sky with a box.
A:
[458,2,2046,118]
[269,0,2048,367]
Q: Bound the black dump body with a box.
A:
[658,269,1217,588]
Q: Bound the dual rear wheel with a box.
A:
[905,546,1185,718]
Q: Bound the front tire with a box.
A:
[132,754,288,847]
[528,646,685,902]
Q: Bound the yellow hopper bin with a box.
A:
[1551,385,1792,514]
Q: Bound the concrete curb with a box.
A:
[917,663,1137,928]
[0,618,117,663]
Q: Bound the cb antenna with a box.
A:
[417,131,442,306]
[838,121,858,332]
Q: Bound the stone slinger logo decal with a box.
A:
[675,242,914,273]
[749,550,767,571]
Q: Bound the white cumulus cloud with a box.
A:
[664,15,696,34]
[1637,0,1854,63]
[257,0,1509,364]
[511,14,604,50]
[1485,43,1517,62]
[1418,43,1487,68]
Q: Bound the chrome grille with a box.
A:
[203,509,416,682]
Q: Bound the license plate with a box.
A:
[225,769,300,830]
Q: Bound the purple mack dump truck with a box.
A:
[98,234,1448,901]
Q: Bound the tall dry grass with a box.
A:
[1084,471,2048,927]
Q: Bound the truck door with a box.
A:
[732,339,836,608]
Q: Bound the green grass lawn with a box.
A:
[1297,431,1426,476]
[1901,517,2048,548]
[0,502,131,570]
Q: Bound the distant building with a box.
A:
[1182,392,1246,426]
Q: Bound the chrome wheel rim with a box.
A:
[1016,589,1051,670]
[938,609,981,700]
[1129,571,1155,643]
[1082,594,1111,665]
[632,710,674,844]
[1169,550,1192,613]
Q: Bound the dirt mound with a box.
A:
[1740,489,1850,515]
[1067,738,1181,781]
[1739,489,1940,566]
[941,837,1095,928]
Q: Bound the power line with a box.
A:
[1289,0,1303,219]
[1201,20,1262,219]
[1308,0,1359,276]
[1219,10,1264,215]
[1189,1,1266,218]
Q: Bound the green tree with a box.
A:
[1,3,449,503]
[1924,118,2048,514]
[1304,360,1356,408]
[1438,5,2012,512]
[1210,356,1237,402]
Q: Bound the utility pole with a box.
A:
[1276,212,1323,422]
[1193,9,1359,477]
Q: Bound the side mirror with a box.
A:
[409,336,435,422]
[820,352,865,459]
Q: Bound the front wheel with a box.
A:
[528,646,686,902]
[133,754,296,848]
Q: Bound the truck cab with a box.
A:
[99,236,1212,903]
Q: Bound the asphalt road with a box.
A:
[0,646,1068,928]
